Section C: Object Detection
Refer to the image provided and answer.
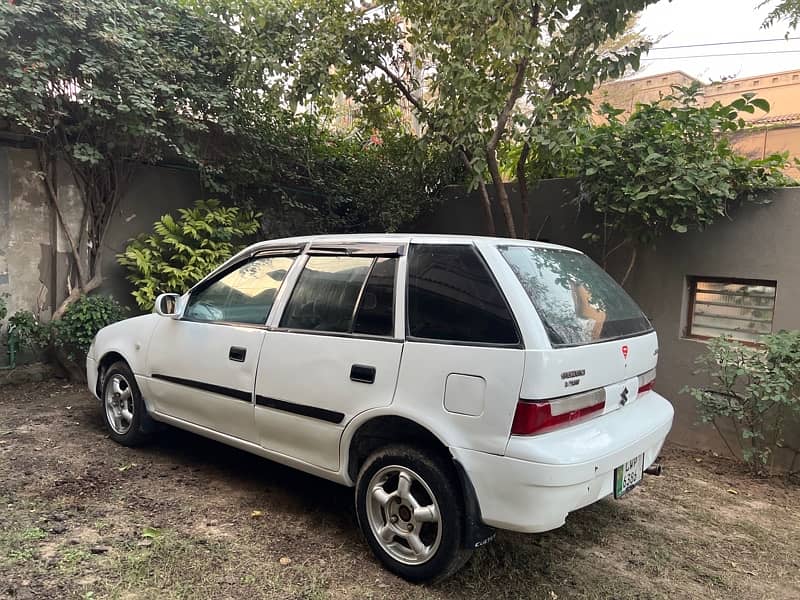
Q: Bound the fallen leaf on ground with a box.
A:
[727,488,739,495]
[141,526,162,539]
[279,557,291,566]
[251,510,263,518]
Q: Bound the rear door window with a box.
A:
[498,245,652,347]
[407,244,519,345]
[280,256,373,333]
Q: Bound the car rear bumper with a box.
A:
[451,391,674,533]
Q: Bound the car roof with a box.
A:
[244,233,582,254]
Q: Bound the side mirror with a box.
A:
[154,293,181,318]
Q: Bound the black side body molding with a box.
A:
[151,373,251,403]
[255,395,345,424]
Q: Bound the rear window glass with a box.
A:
[498,245,652,347]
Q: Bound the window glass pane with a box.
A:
[408,244,518,344]
[354,258,396,336]
[281,256,373,332]
[498,245,652,347]
[690,279,776,343]
[185,256,295,324]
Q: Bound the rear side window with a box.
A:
[281,256,373,332]
[407,244,519,345]
[498,245,652,347]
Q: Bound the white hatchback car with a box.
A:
[87,234,673,582]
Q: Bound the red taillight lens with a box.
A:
[638,369,656,395]
[511,389,605,436]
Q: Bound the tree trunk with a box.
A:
[516,142,531,239]
[620,245,638,286]
[459,149,495,235]
[486,150,517,238]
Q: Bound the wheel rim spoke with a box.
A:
[396,470,412,500]
[112,378,123,396]
[371,485,392,508]
[378,524,395,542]
[120,408,134,424]
[407,532,427,557]
[414,504,439,524]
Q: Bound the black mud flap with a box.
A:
[453,459,496,549]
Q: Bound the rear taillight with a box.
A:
[638,369,656,395]
[511,389,605,436]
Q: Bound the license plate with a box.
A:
[614,453,645,498]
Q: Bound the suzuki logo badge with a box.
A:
[620,387,629,406]
[621,345,629,359]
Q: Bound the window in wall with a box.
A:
[407,244,519,345]
[280,256,374,333]
[687,277,777,344]
[184,256,296,325]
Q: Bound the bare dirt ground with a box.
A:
[1,380,798,600]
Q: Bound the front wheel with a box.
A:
[355,445,473,583]
[102,361,150,446]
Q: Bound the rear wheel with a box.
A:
[102,361,150,446]
[355,444,472,583]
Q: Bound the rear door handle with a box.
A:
[229,346,247,362]
[350,364,376,384]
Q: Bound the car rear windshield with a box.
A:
[498,245,652,347]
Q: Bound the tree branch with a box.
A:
[36,145,87,288]
[487,57,529,152]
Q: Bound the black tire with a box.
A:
[101,361,151,446]
[355,444,473,583]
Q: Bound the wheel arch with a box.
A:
[95,351,128,397]
[343,413,495,549]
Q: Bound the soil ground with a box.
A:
[1,380,798,599]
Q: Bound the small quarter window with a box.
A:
[353,258,397,336]
[407,244,519,345]
[281,256,373,333]
[184,256,295,324]
[687,277,776,343]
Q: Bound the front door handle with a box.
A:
[350,364,376,384]
[229,346,247,362]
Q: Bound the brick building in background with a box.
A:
[590,68,800,178]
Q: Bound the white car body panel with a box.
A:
[254,331,404,471]
[143,318,266,441]
[88,233,675,535]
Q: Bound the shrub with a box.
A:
[118,199,261,311]
[685,332,800,474]
[9,295,126,378]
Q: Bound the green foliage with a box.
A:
[118,200,261,310]
[576,85,793,252]
[685,332,800,474]
[7,310,49,352]
[0,0,238,292]
[196,0,658,236]
[204,114,461,238]
[761,0,800,32]
[9,296,126,364]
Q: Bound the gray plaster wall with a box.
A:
[0,145,201,322]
